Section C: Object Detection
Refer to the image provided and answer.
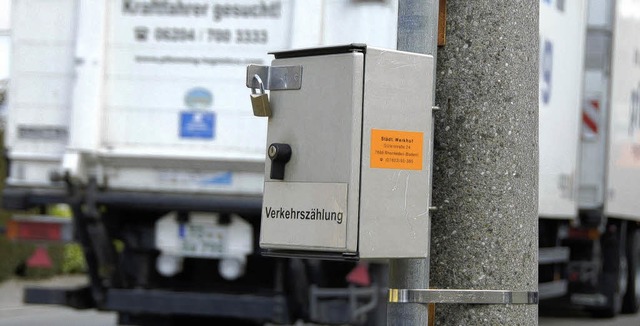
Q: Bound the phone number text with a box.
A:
[151,27,268,44]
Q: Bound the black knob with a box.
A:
[268,143,292,180]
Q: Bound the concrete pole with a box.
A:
[388,1,439,325]
[430,1,538,325]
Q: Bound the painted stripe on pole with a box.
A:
[582,98,600,139]
[582,112,598,133]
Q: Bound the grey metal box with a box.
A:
[256,45,433,259]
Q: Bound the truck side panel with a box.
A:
[605,0,640,220]
[6,0,400,196]
[6,0,78,187]
[539,0,587,219]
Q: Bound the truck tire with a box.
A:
[590,224,628,318]
[623,227,640,313]
[591,273,624,318]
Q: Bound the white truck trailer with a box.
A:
[7,0,640,322]
[3,0,398,324]
[0,0,9,116]
[537,0,587,301]
[539,0,640,318]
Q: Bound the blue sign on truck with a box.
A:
[180,111,215,139]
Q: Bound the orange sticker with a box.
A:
[371,129,424,170]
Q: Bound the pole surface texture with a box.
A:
[388,0,439,325]
[430,1,538,325]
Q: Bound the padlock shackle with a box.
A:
[251,74,266,94]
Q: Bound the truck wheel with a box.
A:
[623,227,640,313]
[590,225,628,318]
[590,276,623,318]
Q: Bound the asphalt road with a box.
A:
[2,276,640,325]
[0,306,115,326]
[540,316,640,326]
[539,310,640,326]
[0,276,115,326]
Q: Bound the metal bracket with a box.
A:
[245,64,303,90]
[388,289,538,305]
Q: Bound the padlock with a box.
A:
[250,74,272,117]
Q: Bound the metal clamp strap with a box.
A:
[245,64,303,90]
[388,289,538,305]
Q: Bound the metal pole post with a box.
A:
[430,1,538,325]
[388,1,439,325]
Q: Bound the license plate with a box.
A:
[180,223,226,257]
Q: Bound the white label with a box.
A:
[260,182,349,251]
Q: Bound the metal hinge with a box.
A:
[245,64,303,90]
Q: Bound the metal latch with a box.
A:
[389,289,538,305]
[245,64,303,90]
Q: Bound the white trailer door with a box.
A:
[5,0,78,187]
[605,0,640,220]
[539,0,587,219]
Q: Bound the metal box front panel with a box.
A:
[260,52,364,252]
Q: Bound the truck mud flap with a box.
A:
[104,288,289,324]
[24,286,96,309]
